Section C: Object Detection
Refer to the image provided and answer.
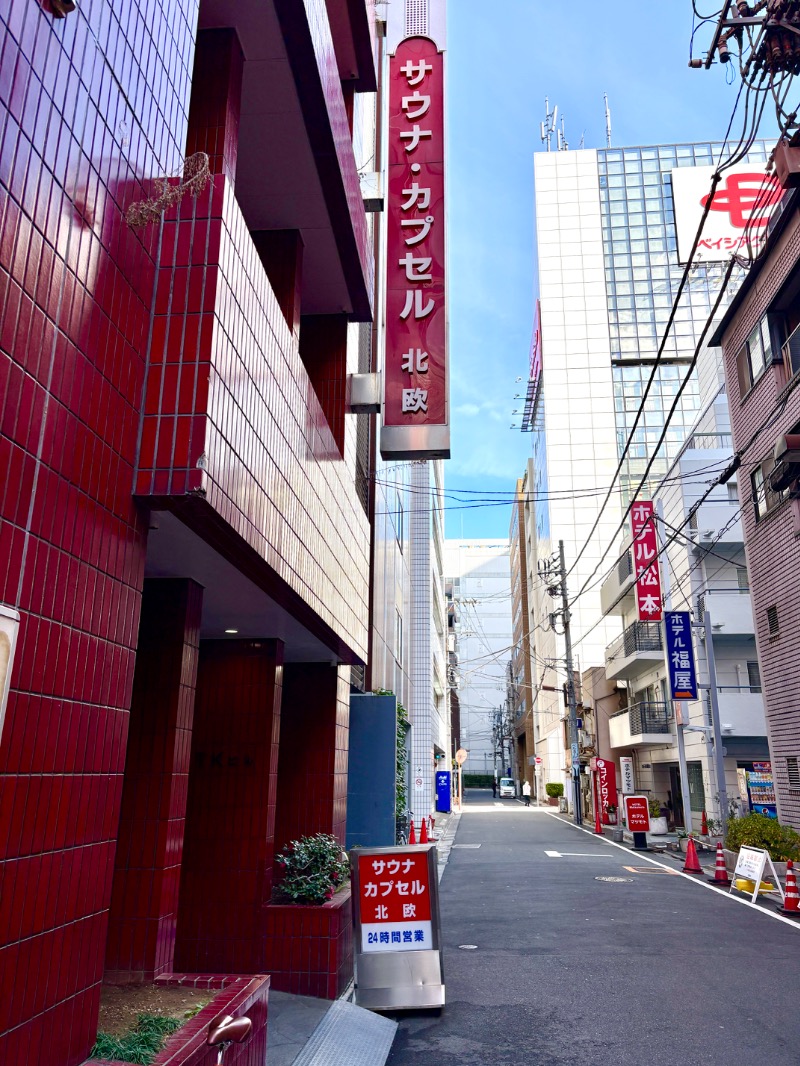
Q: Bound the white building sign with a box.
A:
[671,165,782,264]
[620,756,635,795]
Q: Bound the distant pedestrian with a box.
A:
[492,779,497,798]
[522,780,532,807]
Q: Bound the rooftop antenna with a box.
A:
[557,115,568,152]
[540,98,558,152]
[604,92,612,148]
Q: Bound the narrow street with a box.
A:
[387,790,800,1066]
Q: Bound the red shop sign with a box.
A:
[357,851,433,953]
[594,758,616,824]
[624,795,651,834]
[630,501,662,622]
[382,36,448,458]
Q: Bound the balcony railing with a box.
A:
[685,432,734,451]
[618,549,633,585]
[607,620,663,661]
[628,700,672,736]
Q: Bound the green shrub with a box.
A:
[463,774,495,788]
[91,1014,181,1064]
[274,833,350,904]
[545,782,564,798]
[725,812,800,862]
[648,797,663,817]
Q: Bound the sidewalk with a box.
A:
[266,809,460,1065]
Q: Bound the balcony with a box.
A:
[605,620,664,681]
[705,688,766,736]
[609,701,674,750]
[600,547,635,616]
[688,502,744,547]
[697,591,754,636]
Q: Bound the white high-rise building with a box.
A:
[444,541,512,778]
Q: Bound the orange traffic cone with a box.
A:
[420,816,429,843]
[701,810,708,836]
[408,819,416,844]
[683,837,703,875]
[778,859,800,914]
[707,841,731,885]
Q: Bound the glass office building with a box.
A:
[528,141,770,665]
[599,141,769,497]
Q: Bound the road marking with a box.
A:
[544,811,800,931]
[623,865,680,876]
[545,850,612,858]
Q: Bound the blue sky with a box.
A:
[443,0,775,538]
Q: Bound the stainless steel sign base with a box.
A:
[355,950,445,1010]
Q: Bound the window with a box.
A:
[737,567,749,594]
[727,483,739,503]
[783,322,800,380]
[767,605,780,637]
[788,756,800,791]
[396,492,404,551]
[736,315,783,397]
[395,609,403,663]
[747,661,762,693]
[751,454,788,520]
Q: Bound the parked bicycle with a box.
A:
[396,809,412,845]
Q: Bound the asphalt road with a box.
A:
[385,789,800,1066]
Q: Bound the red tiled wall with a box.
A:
[273,664,350,853]
[0,1,196,1062]
[135,178,370,662]
[174,639,283,975]
[263,889,353,998]
[105,579,203,984]
[185,29,243,185]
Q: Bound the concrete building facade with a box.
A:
[711,178,800,830]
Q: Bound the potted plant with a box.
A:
[273,833,350,904]
[545,782,564,808]
[606,803,617,825]
[648,797,668,836]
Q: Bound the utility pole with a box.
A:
[703,610,729,841]
[559,540,583,827]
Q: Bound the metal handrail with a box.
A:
[628,700,671,736]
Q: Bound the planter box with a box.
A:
[88,975,269,1066]
[649,817,668,836]
[264,885,353,999]
[547,798,558,807]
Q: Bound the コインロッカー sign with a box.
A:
[382,36,448,457]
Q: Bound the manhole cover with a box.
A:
[595,876,634,883]
[458,944,478,950]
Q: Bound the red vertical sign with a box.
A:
[594,758,616,825]
[630,501,662,622]
[384,37,446,435]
